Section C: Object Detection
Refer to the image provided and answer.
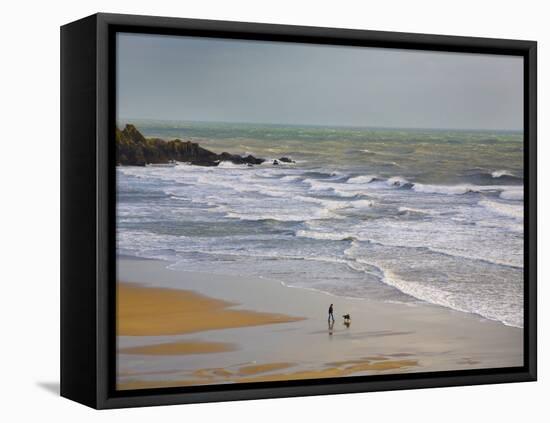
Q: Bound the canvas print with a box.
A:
[115,33,524,390]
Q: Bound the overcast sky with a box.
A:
[117,33,523,130]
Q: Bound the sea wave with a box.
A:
[397,206,438,216]
[342,240,523,328]
[296,227,522,270]
[500,187,524,201]
[411,182,523,197]
[478,199,523,219]
[386,176,411,188]
[376,267,522,328]
[217,161,247,169]
[412,183,483,195]
[492,169,514,178]
[280,174,302,182]
[347,175,378,184]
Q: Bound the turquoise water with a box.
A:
[116,120,524,327]
[123,119,523,185]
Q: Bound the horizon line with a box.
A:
[117,116,524,133]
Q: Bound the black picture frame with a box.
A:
[60,12,537,409]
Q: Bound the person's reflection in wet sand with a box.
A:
[328,320,334,337]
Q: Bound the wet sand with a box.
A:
[119,341,237,356]
[117,282,304,336]
[118,358,418,390]
[117,258,523,390]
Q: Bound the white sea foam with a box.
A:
[413,183,472,195]
[376,267,522,328]
[492,169,514,178]
[216,161,248,169]
[500,187,524,201]
[386,176,410,187]
[347,175,377,184]
[478,199,523,219]
[295,229,355,241]
[280,175,302,182]
[342,240,523,328]
[303,178,330,191]
[412,183,502,195]
[397,206,437,215]
[303,179,364,198]
[117,152,524,328]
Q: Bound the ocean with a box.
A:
[116,120,524,328]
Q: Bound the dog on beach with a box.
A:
[342,314,351,321]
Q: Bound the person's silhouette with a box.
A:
[328,304,335,322]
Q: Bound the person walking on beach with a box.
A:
[328,304,335,323]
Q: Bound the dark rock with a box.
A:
[218,152,265,165]
[273,160,279,165]
[244,155,265,165]
[191,160,220,167]
[115,124,265,167]
[278,157,294,163]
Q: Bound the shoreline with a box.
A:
[118,254,521,330]
[117,257,523,390]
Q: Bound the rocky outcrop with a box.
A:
[218,152,265,165]
[116,124,265,167]
[278,157,295,163]
[272,157,295,166]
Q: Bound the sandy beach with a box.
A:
[117,257,523,390]
[118,282,303,336]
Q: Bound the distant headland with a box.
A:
[116,124,267,167]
